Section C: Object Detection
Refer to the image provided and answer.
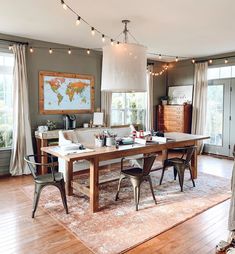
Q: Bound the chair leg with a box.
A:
[176,166,185,192]
[32,184,43,218]
[188,165,196,187]
[115,173,126,201]
[147,175,157,204]
[159,167,166,185]
[57,181,69,214]
[173,166,177,180]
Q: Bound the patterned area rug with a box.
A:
[22,167,231,254]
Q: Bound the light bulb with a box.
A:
[87,49,90,55]
[68,48,71,55]
[225,59,228,64]
[117,41,120,45]
[76,16,81,26]
[61,0,67,10]
[192,59,195,64]
[29,47,34,53]
[110,39,114,46]
[209,59,213,64]
[102,34,105,42]
[175,56,179,62]
[91,27,95,36]
[8,45,12,50]
[49,48,53,54]
[158,54,162,59]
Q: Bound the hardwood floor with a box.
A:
[0,155,233,254]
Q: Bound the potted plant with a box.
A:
[160,96,168,105]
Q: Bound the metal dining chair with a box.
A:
[159,146,196,192]
[24,155,68,218]
[115,154,157,211]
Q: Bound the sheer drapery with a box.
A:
[101,91,112,127]
[191,62,208,153]
[146,65,154,130]
[10,44,33,175]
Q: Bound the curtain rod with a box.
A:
[0,38,28,45]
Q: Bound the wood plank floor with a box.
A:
[0,155,233,254]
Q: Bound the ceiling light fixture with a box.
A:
[76,16,81,26]
[68,48,71,54]
[29,47,34,53]
[91,27,95,36]
[49,48,53,54]
[61,0,67,10]
[101,20,147,92]
[87,49,90,54]
[102,34,105,42]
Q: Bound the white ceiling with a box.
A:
[1,0,235,60]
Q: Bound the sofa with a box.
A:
[58,126,141,179]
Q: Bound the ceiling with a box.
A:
[1,0,235,61]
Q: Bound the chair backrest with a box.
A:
[143,154,157,175]
[185,146,197,164]
[24,155,56,180]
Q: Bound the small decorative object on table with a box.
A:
[160,96,168,105]
[94,133,105,147]
[46,120,56,130]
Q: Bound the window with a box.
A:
[207,66,235,80]
[0,52,14,148]
[111,92,146,128]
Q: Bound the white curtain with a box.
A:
[191,62,208,152]
[146,65,154,130]
[101,91,112,127]
[10,44,33,175]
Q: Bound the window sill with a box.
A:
[0,147,12,152]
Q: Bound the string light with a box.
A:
[29,47,34,53]
[117,41,120,45]
[110,39,114,46]
[76,16,81,26]
[192,59,195,64]
[61,0,67,10]
[68,48,71,54]
[225,59,228,64]
[49,48,53,54]
[91,27,95,36]
[175,56,179,62]
[102,34,105,42]
[8,45,12,50]
[209,59,213,64]
[158,54,162,60]
[87,49,90,54]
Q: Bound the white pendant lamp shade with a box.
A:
[101,43,147,92]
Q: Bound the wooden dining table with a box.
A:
[41,132,209,213]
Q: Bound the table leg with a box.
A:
[41,139,48,175]
[90,157,99,213]
[162,149,168,162]
[65,160,73,196]
[191,142,198,179]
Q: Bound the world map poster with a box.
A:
[39,71,94,114]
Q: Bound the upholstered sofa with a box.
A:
[58,126,140,179]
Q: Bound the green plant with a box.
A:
[0,125,12,148]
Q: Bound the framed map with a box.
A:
[39,71,95,114]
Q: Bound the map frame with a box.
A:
[39,71,95,114]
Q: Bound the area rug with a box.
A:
[22,167,231,254]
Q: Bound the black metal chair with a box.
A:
[159,146,196,192]
[115,154,157,211]
[24,155,68,218]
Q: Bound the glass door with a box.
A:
[204,79,231,156]
[229,78,235,157]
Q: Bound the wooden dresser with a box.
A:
[157,104,192,133]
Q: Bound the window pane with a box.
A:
[111,109,124,125]
[232,66,235,78]
[205,85,223,146]
[220,66,232,79]
[111,93,125,109]
[208,68,220,80]
[0,52,14,148]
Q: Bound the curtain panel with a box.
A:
[101,91,112,127]
[10,44,33,175]
[146,65,154,130]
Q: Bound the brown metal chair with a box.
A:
[159,146,196,192]
[24,155,68,218]
[115,154,157,211]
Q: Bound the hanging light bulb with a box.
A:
[68,48,72,55]
[117,41,120,45]
[29,47,34,53]
[192,59,195,64]
[110,39,114,46]
[49,48,53,54]
[61,0,67,10]
[87,49,90,55]
[175,56,179,62]
[76,16,81,26]
[91,27,95,36]
[102,34,105,42]
[225,59,228,64]
[8,45,12,50]
[158,54,162,60]
[209,59,213,64]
